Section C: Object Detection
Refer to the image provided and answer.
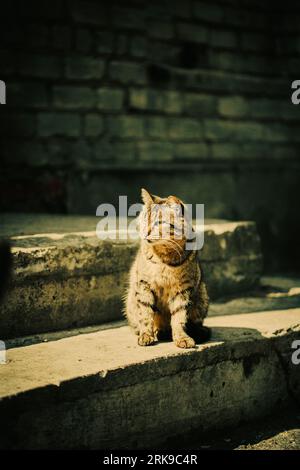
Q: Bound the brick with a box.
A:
[174,143,209,159]
[240,143,269,159]
[38,113,81,138]
[19,54,61,78]
[193,2,223,22]
[209,51,237,72]
[249,99,280,119]
[71,1,107,25]
[65,57,105,80]
[218,96,249,118]
[110,143,136,161]
[204,120,264,142]
[145,117,168,139]
[96,32,114,54]
[148,41,180,63]
[92,141,114,161]
[147,21,174,40]
[108,116,144,139]
[97,88,124,111]
[211,143,241,159]
[263,124,290,143]
[0,113,35,137]
[9,83,48,108]
[129,89,182,114]
[84,113,104,137]
[184,93,217,116]
[52,26,72,50]
[164,91,183,114]
[177,23,208,44]
[76,29,92,53]
[112,7,145,30]
[182,70,236,93]
[53,86,95,109]
[93,142,136,163]
[235,123,265,142]
[138,141,173,161]
[129,88,146,109]
[109,61,146,85]
[210,51,269,75]
[93,141,137,163]
[210,30,237,49]
[130,36,147,58]
[168,118,202,140]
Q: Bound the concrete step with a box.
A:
[210,275,300,316]
[0,213,262,339]
[0,308,299,449]
[4,276,300,349]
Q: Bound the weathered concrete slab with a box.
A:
[0,214,262,338]
[0,309,299,449]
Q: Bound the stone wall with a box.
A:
[1,0,300,270]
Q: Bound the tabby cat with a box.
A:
[125,189,209,348]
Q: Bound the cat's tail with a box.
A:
[186,323,211,344]
[0,240,12,301]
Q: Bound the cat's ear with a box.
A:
[141,188,154,205]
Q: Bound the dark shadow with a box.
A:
[160,404,300,450]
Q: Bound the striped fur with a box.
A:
[124,189,209,348]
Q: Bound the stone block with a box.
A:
[38,113,81,138]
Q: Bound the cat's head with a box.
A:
[139,188,194,264]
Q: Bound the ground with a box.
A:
[165,406,300,450]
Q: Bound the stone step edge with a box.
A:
[10,220,261,283]
[5,280,300,349]
[0,309,299,449]
[1,308,299,405]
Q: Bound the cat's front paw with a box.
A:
[175,336,196,349]
[138,332,155,346]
